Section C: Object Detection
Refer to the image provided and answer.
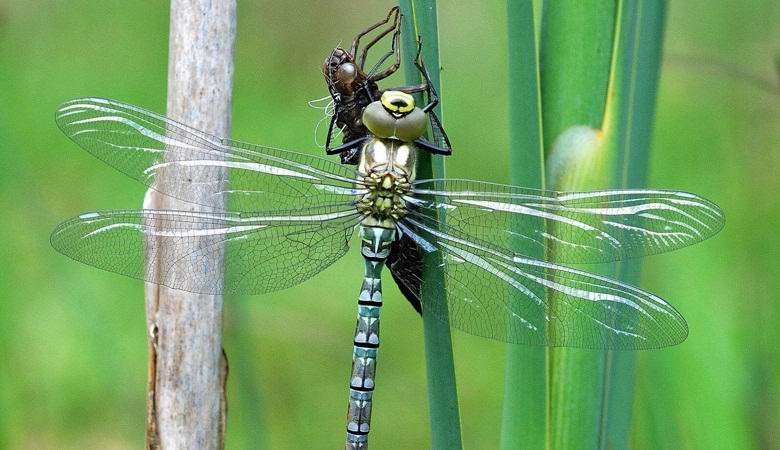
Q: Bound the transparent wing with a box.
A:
[394,215,688,349]
[55,98,364,212]
[51,207,361,295]
[386,232,424,314]
[408,179,724,264]
[427,110,452,151]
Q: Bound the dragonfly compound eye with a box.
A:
[363,98,427,143]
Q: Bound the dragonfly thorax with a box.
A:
[357,137,416,227]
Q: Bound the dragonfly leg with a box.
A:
[414,137,452,156]
[326,136,368,155]
[346,226,396,450]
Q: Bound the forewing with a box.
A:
[395,215,689,349]
[55,98,363,212]
[51,208,360,295]
[409,179,724,264]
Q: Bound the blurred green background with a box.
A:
[0,1,778,449]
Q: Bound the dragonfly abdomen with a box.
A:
[346,226,396,448]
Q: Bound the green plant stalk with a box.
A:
[499,1,546,449]
[398,1,463,449]
[540,1,616,448]
[542,1,665,448]
[541,1,616,144]
[600,2,666,449]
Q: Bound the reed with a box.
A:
[542,1,663,449]
[399,1,464,449]
[500,1,667,448]
[499,1,547,449]
[542,2,616,448]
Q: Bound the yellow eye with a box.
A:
[380,91,416,116]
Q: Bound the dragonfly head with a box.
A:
[362,90,427,142]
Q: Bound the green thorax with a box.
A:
[357,90,428,228]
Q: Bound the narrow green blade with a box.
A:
[499,1,547,449]
[540,1,615,448]
[600,2,666,449]
[542,1,666,448]
[399,1,463,449]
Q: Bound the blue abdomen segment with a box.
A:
[346,226,395,449]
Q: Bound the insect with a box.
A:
[322,6,451,165]
[51,94,723,448]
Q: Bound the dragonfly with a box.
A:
[51,93,723,449]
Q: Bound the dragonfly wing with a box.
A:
[427,110,452,152]
[55,98,363,212]
[394,215,688,349]
[409,179,724,264]
[386,232,424,315]
[51,207,360,295]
